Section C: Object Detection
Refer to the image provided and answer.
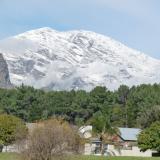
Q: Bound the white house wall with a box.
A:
[107,145,152,157]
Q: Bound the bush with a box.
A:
[138,121,160,153]
[0,114,28,150]
[23,119,83,160]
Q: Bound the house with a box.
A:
[113,127,141,150]
[80,126,153,157]
[107,127,153,157]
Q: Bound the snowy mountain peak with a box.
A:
[0,27,159,90]
[16,27,58,37]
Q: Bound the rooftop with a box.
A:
[118,127,141,141]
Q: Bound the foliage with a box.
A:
[91,111,118,154]
[91,112,115,136]
[137,105,160,128]
[0,114,27,146]
[138,121,160,152]
[23,119,82,160]
[0,83,160,128]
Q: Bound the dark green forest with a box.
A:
[0,84,160,129]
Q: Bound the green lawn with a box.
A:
[0,153,159,160]
[0,153,20,160]
[66,156,160,160]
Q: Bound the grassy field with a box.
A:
[0,153,159,160]
[68,156,160,160]
[0,153,20,160]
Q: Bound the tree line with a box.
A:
[0,83,160,129]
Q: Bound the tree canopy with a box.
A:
[0,83,160,128]
[0,114,27,146]
[138,121,160,153]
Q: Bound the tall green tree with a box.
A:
[117,85,130,127]
[91,111,118,154]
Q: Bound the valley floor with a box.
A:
[0,153,159,160]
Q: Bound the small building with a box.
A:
[114,127,141,150]
[80,126,153,157]
[107,127,153,157]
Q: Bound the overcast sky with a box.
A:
[0,0,160,59]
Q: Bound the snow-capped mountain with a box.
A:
[0,27,160,90]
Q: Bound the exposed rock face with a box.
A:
[0,53,12,88]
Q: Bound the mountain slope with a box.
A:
[0,27,159,90]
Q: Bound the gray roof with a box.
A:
[118,128,141,141]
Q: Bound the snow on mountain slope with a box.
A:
[0,27,159,90]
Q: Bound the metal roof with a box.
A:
[118,127,141,141]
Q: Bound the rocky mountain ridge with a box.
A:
[0,53,12,88]
[0,27,159,90]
